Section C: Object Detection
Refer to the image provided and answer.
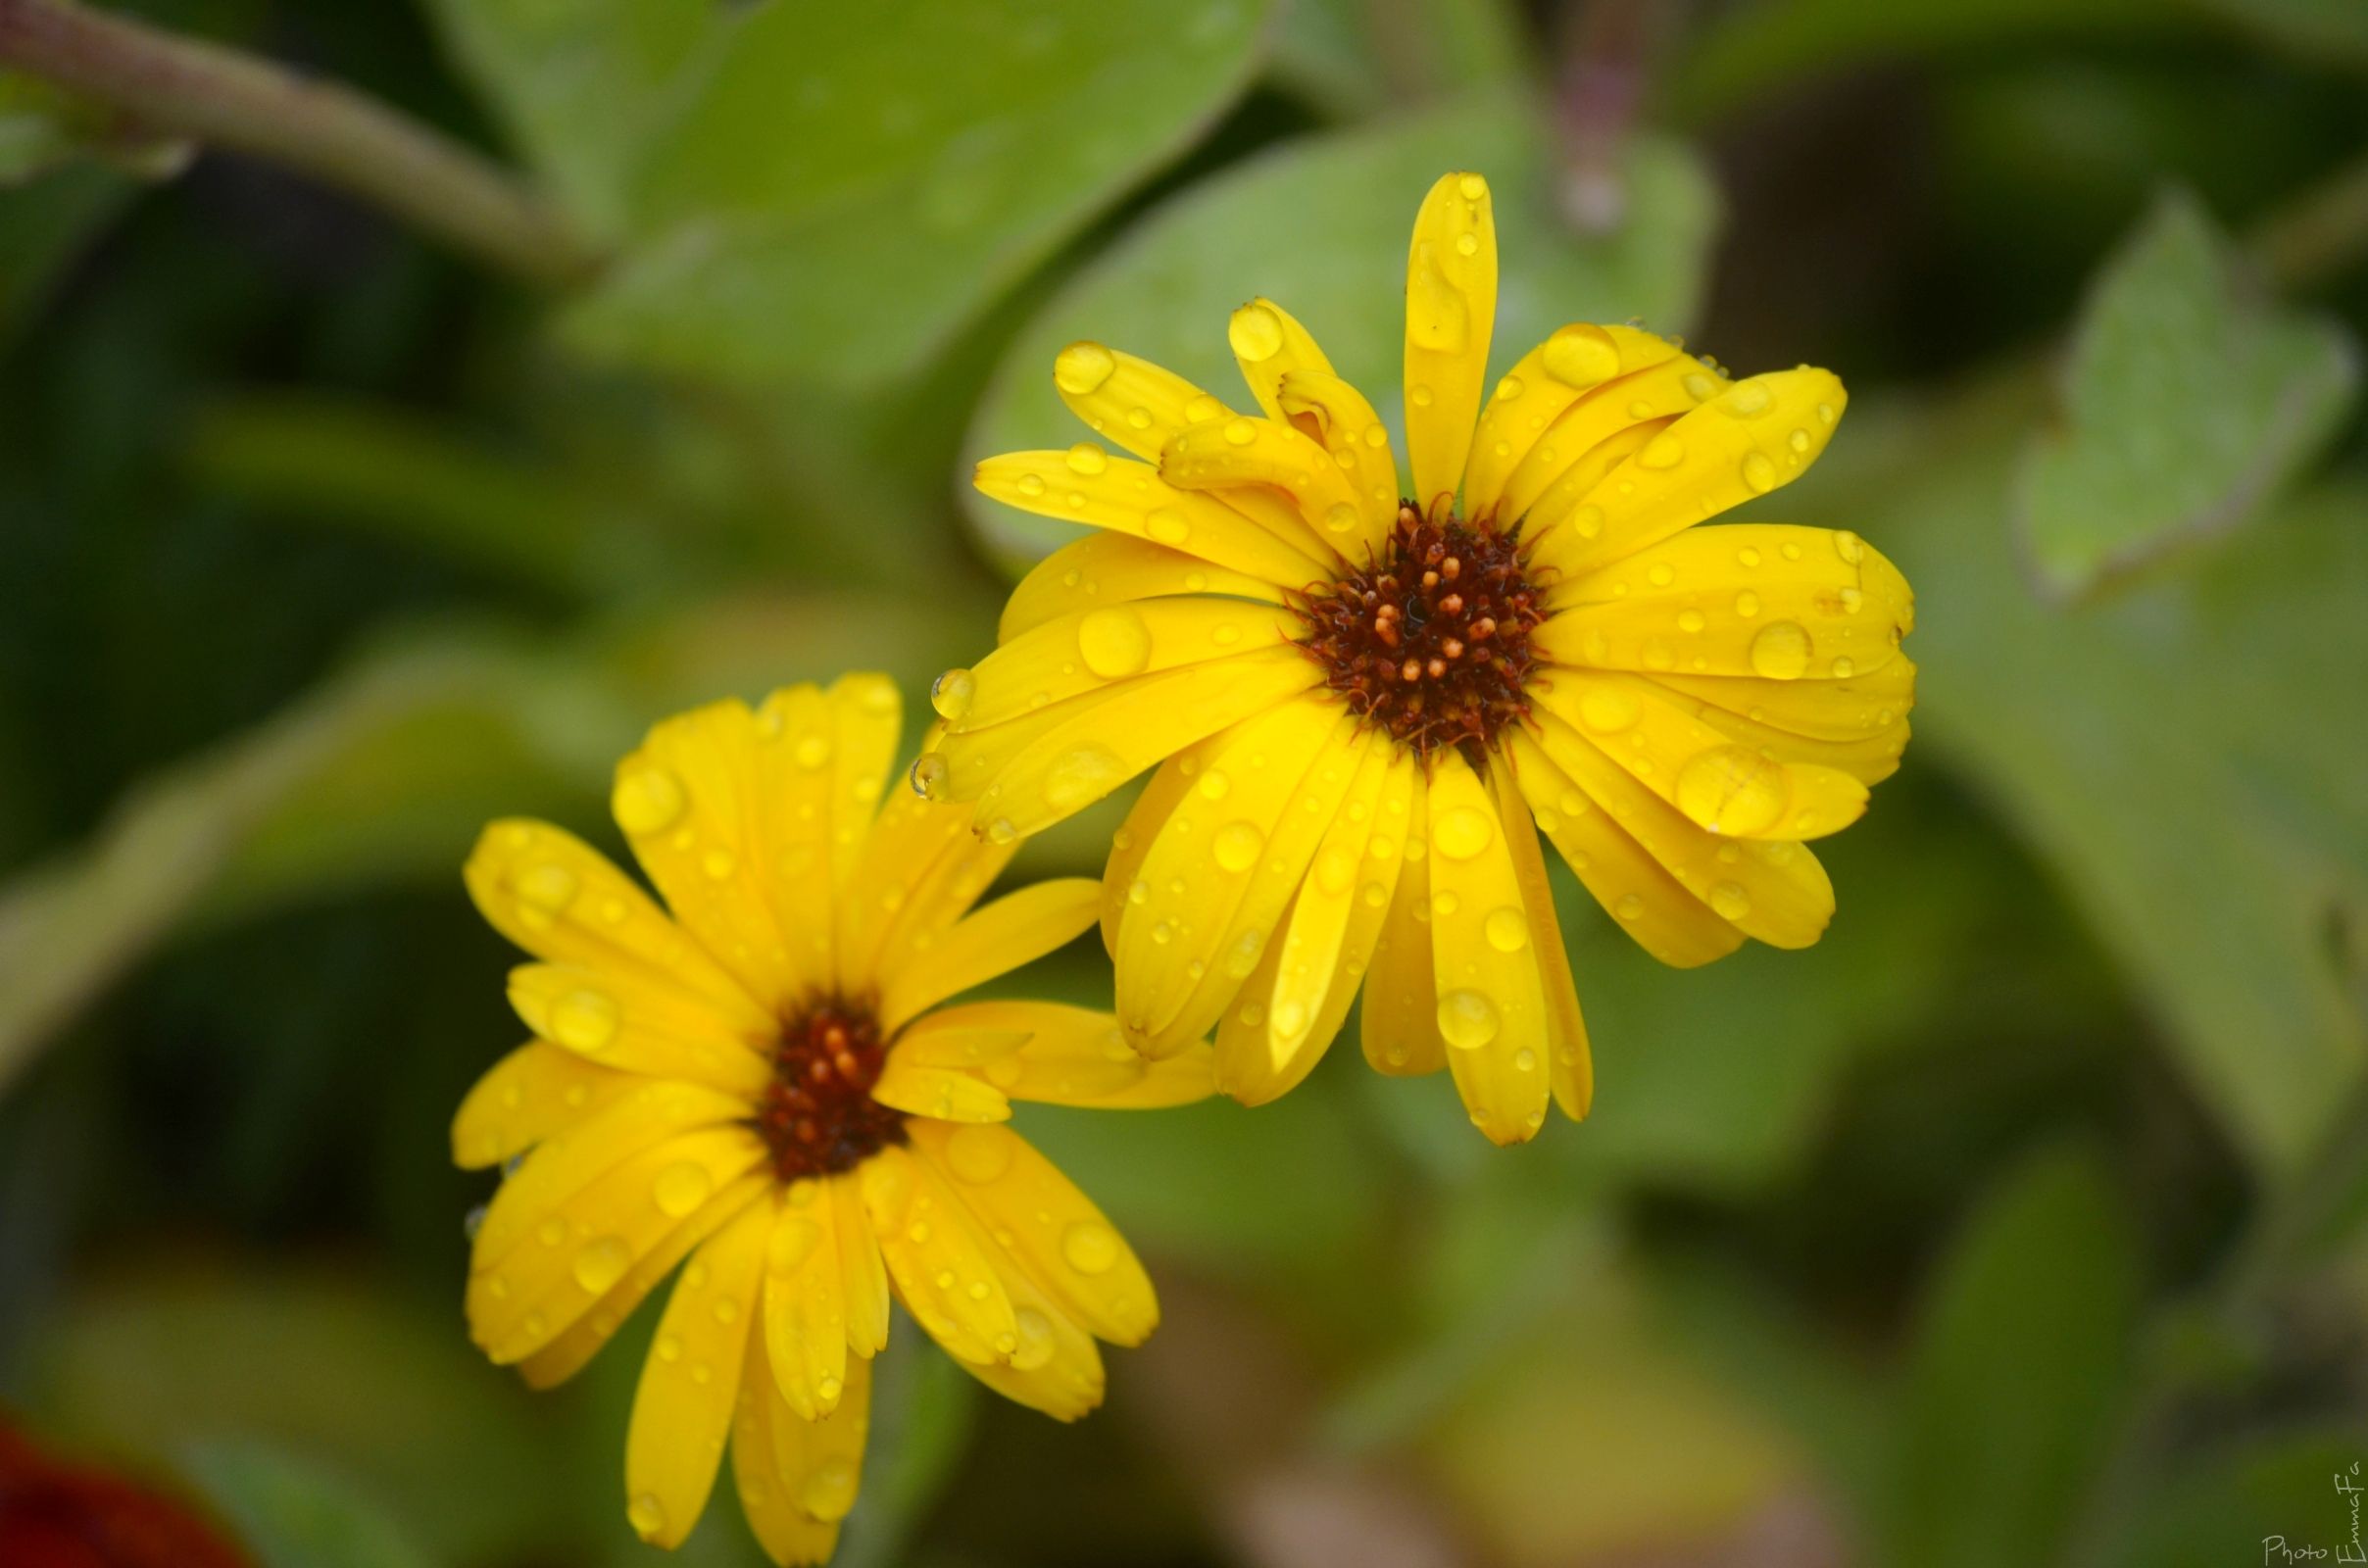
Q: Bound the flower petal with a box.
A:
[998,534,1285,642]
[507,963,771,1096]
[1159,415,1365,555]
[519,1170,771,1392]
[1542,523,1912,690]
[1530,670,1869,842]
[1228,297,1336,421]
[1404,171,1497,508]
[833,1173,890,1357]
[860,1145,1017,1367]
[1497,351,1717,527]
[1527,369,1850,583]
[464,819,762,1022]
[1113,700,1369,1054]
[1102,743,1207,953]
[469,1124,768,1365]
[1424,753,1552,1145]
[955,600,1301,734]
[1488,760,1593,1122]
[1505,727,1745,967]
[958,647,1325,841]
[1360,772,1446,1077]
[879,878,1100,1030]
[1050,340,1233,463]
[451,1043,637,1170]
[910,1119,1157,1347]
[762,1181,849,1421]
[1219,740,1410,1098]
[907,1001,1215,1108]
[1276,368,1400,547]
[733,1320,870,1567]
[839,783,1014,997]
[1466,325,1700,520]
[471,1081,753,1268]
[624,1192,772,1549]
[869,1061,1014,1123]
[974,450,1329,587]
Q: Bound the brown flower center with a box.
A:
[1293,503,1546,764]
[751,1000,908,1181]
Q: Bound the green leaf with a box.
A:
[559,0,1275,389]
[0,72,188,186]
[2187,0,2368,69]
[2015,189,2357,600]
[1828,379,2367,1176]
[1883,1144,2142,1568]
[1269,0,1525,116]
[181,1441,440,1568]
[963,98,1719,570]
[2105,1429,2368,1568]
[419,0,715,241]
[0,162,135,332]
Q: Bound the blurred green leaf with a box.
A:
[2105,1429,2368,1568]
[963,98,1718,569]
[182,1439,439,1568]
[1269,0,1525,116]
[1883,1144,2141,1568]
[36,1268,567,1565]
[2188,0,2368,68]
[560,0,1275,389]
[0,163,135,332]
[1834,380,2368,1176]
[420,0,715,241]
[0,72,187,185]
[2016,189,2357,600]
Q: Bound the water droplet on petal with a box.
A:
[1484,906,1529,953]
[654,1161,713,1218]
[551,989,618,1053]
[931,667,975,721]
[628,1494,668,1541]
[613,768,686,835]
[910,752,951,801]
[1213,821,1264,873]
[1436,989,1501,1050]
[1675,744,1791,836]
[1076,608,1152,678]
[1227,302,1284,362]
[1749,621,1812,680]
[1065,441,1108,475]
[1054,341,1115,396]
[1541,324,1620,387]
[1434,805,1495,860]
[1062,1222,1119,1275]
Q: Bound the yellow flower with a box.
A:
[454,674,1209,1565]
[922,172,1915,1144]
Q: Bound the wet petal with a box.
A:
[1228,297,1336,422]
[1159,415,1361,557]
[450,1042,637,1170]
[733,1321,870,1567]
[832,1173,890,1357]
[624,1193,771,1549]
[1467,325,1699,521]
[906,1001,1215,1108]
[998,533,1285,642]
[506,963,770,1097]
[974,450,1328,587]
[1276,368,1400,548]
[1049,340,1233,464]
[953,600,1300,733]
[869,1060,1014,1123]
[1403,171,1497,508]
[1424,753,1552,1146]
[838,780,1013,997]
[1488,760,1593,1122]
[860,1145,1017,1367]
[761,1181,848,1422]
[1360,772,1446,1078]
[1497,351,1716,527]
[879,878,1099,1030]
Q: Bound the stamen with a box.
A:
[751,999,908,1180]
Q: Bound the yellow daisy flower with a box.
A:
[453,673,1209,1565]
[920,172,1915,1144]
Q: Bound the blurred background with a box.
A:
[2,0,2365,1564]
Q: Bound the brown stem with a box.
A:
[0,0,598,286]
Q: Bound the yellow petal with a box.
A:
[950,1271,1106,1422]
[879,878,1100,1030]
[1505,728,1746,966]
[1360,772,1446,1077]
[1275,368,1401,551]
[832,1173,890,1357]
[1528,369,1849,583]
[974,449,1328,587]
[998,533,1285,642]
[471,1081,752,1268]
[1423,753,1552,1145]
[909,1120,1157,1347]
[469,1124,768,1364]
[1102,745,1206,953]
[1229,297,1336,418]
[1530,670,1869,842]
[1683,688,1914,786]
[464,819,760,1021]
[1488,760,1593,1122]
[506,963,770,1096]
[1655,655,1916,743]
[1223,739,1407,1093]
[624,1193,771,1549]
[1049,340,1234,464]
[1159,415,1365,558]
[733,1320,870,1567]
[762,1181,849,1421]
[1496,350,1715,526]
[838,783,1013,997]
[958,647,1324,840]
[868,1060,1014,1122]
[1113,700,1368,1054]
[906,1002,1215,1108]
[1467,325,1700,521]
[520,1170,771,1393]
[450,1042,637,1170]
[1510,418,1673,548]
[742,684,843,992]
[859,1145,1016,1366]
[954,599,1300,734]
[1542,523,1911,689]
[1404,171,1497,508]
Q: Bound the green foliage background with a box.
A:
[2,1,2365,1564]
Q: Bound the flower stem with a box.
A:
[0,0,599,286]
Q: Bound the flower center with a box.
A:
[751,1000,908,1181]
[1294,503,1546,763]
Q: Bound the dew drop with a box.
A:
[1054,341,1115,396]
[1227,303,1284,363]
[654,1161,714,1218]
[1579,688,1640,733]
[551,989,618,1053]
[1065,441,1108,475]
[1213,821,1264,873]
[1484,906,1530,953]
[612,768,686,835]
[1062,1222,1119,1275]
[1542,324,1620,387]
[1145,507,1191,546]
[1436,989,1501,1050]
[1674,744,1791,836]
[1434,804,1495,860]
[1742,452,1777,493]
[628,1494,668,1541]
[944,1125,1013,1184]
[930,667,975,721]
[1711,881,1753,920]
[1748,621,1812,680]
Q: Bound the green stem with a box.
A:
[0,0,598,286]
